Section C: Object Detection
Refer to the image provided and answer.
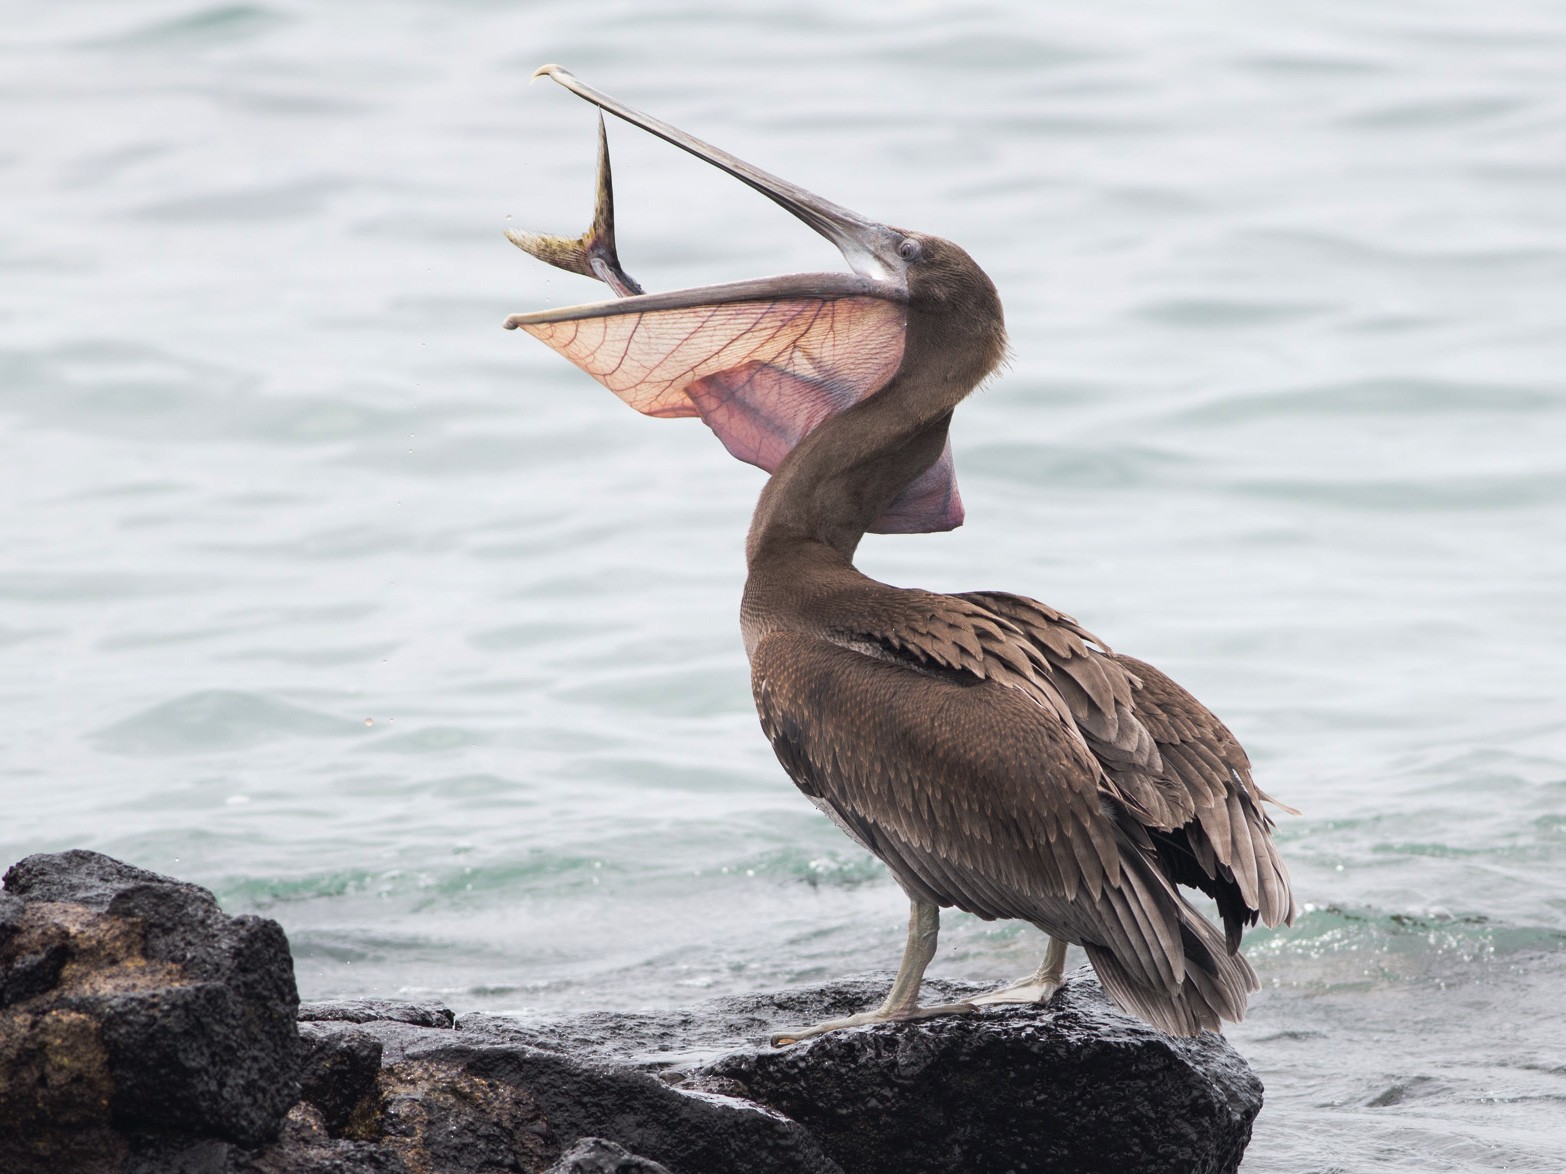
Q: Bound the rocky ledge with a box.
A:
[0,851,1262,1173]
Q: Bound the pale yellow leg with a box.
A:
[771,901,974,1047]
[969,935,1069,1006]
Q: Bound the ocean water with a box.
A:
[3,2,1564,1169]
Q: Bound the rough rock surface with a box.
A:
[276,976,1259,1174]
[464,976,1260,1174]
[0,850,300,1171]
[0,851,1263,1173]
[703,980,1261,1174]
[545,1136,674,1173]
[295,999,838,1174]
[296,1021,384,1134]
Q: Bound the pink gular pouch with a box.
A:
[504,67,963,535]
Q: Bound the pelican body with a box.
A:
[507,67,1295,1040]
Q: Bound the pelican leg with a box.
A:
[770,901,974,1047]
[969,935,1069,1006]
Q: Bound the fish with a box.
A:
[506,112,644,298]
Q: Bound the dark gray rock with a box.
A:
[0,890,25,948]
[311,1012,840,1174]
[299,1000,456,1029]
[350,1052,559,1171]
[546,1136,674,1174]
[306,974,1260,1174]
[0,851,1263,1173]
[297,1022,383,1133]
[124,1104,412,1173]
[0,939,67,1008]
[699,976,1262,1174]
[4,849,214,911]
[0,849,300,1156]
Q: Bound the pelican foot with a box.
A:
[968,977,1062,1007]
[770,999,975,1047]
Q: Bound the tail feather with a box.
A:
[1083,910,1257,1036]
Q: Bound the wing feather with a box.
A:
[1113,654,1297,928]
[944,592,1297,936]
[750,626,1252,1031]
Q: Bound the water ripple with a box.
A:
[94,689,364,755]
[5,4,1566,1169]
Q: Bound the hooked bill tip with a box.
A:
[532,63,564,82]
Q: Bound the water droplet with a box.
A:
[365,717,375,726]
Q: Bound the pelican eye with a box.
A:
[897,237,923,262]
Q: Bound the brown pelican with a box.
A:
[505,66,1295,1041]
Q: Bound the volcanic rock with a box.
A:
[0,849,301,1170]
[1,850,1263,1173]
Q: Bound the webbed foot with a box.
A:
[968,977,1061,1006]
[968,936,1069,1008]
[771,999,975,1047]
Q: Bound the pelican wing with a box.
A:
[958,591,1297,943]
[1110,653,1297,931]
[750,626,1257,1035]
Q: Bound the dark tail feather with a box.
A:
[1146,824,1257,954]
[1084,910,1258,1036]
